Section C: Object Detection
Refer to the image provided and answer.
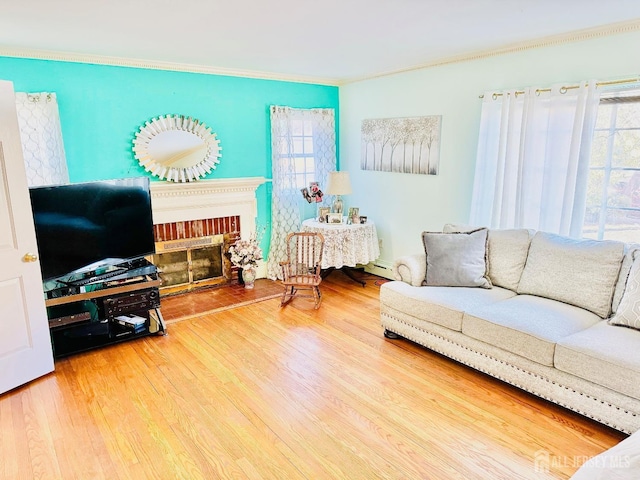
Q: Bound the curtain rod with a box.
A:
[479,77,640,99]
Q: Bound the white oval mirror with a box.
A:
[133,114,222,182]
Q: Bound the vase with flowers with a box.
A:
[228,231,263,289]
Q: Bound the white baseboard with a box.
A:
[258,262,394,281]
[364,261,394,280]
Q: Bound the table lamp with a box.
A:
[325,171,352,215]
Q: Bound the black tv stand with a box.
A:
[44,259,166,358]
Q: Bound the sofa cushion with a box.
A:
[613,244,640,314]
[421,228,491,288]
[517,232,624,318]
[380,281,515,331]
[555,321,640,400]
[462,295,601,366]
[609,251,640,331]
[442,223,475,233]
[486,229,533,291]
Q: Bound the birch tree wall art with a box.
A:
[361,116,442,175]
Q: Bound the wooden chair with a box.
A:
[280,232,325,309]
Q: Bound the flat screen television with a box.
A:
[29,177,156,282]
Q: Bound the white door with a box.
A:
[0,80,54,394]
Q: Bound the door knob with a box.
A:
[23,253,38,262]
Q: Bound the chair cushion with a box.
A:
[517,232,624,318]
[421,228,491,288]
[462,295,601,366]
[380,281,515,331]
[555,321,640,400]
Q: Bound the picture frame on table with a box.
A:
[327,213,342,224]
[318,206,331,223]
[347,207,360,224]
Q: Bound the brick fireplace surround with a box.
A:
[149,177,266,293]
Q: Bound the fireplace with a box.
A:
[149,177,265,295]
[152,219,236,294]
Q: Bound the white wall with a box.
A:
[340,29,640,276]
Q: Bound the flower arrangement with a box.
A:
[228,230,264,270]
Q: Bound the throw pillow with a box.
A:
[442,224,533,291]
[609,251,640,330]
[421,228,491,288]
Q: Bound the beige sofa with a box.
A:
[379,227,640,434]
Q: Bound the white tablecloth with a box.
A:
[301,219,380,269]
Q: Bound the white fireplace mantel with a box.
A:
[149,177,266,237]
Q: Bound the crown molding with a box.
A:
[1,18,639,87]
[342,18,640,85]
[0,46,341,86]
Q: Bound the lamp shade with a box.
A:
[325,171,352,195]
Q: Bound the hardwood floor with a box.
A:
[159,278,284,322]
[1,272,626,479]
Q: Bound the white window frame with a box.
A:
[274,117,317,192]
[585,92,640,241]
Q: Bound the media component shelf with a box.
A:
[44,259,166,358]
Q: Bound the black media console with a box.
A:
[44,258,166,358]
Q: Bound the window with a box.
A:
[276,117,317,190]
[267,106,336,280]
[584,90,640,242]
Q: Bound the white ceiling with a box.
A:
[2,0,640,85]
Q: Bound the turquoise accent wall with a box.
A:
[0,56,339,254]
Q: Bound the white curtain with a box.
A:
[15,92,69,186]
[267,106,336,280]
[470,81,600,238]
